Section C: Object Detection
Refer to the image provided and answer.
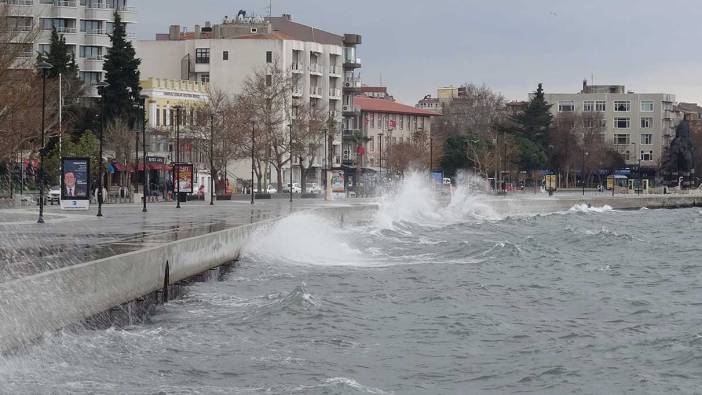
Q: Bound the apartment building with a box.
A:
[138,77,211,197]
[3,0,135,93]
[135,13,362,187]
[354,96,439,170]
[542,81,676,168]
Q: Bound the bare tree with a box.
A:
[291,101,328,193]
[241,60,292,192]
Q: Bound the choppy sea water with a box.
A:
[2,177,702,394]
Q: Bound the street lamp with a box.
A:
[289,122,293,203]
[210,112,215,206]
[582,150,589,196]
[173,105,183,209]
[429,135,433,180]
[251,120,255,205]
[378,132,383,184]
[36,61,52,224]
[140,95,149,213]
[93,80,109,217]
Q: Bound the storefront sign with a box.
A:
[173,163,194,193]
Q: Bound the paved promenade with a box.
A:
[0,198,370,282]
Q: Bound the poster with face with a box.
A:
[174,163,194,193]
[62,158,90,200]
[331,170,345,193]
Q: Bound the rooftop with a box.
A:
[355,96,441,116]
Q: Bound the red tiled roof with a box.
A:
[354,96,441,116]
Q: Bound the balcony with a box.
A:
[309,63,322,75]
[343,57,362,69]
[54,26,77,34]
[4,0,34,4]
[329,66,340,76]
[291,62,303,73]
[117,6,137,22]
[53,0,76,6]
[310,86,322,97]
[292,86,303,97]
[329,88,341,98]
[343,77,361,90]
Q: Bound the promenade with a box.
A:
[0,198,372,283]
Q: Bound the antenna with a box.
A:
[267,0,272,17]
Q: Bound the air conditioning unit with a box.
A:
[344,82,351,88]
[342,105,350,112]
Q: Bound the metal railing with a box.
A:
[310,87,321,96]
[309,63,321,73]
[329,88,341,97]
[3,0,34,5]
[291,62,302,71]
[329,66,339,75]
[53,0,77,7]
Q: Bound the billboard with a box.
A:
[330,170,345,193]
[431,171,443,187]
[173,163,194,193]
[61,157,90,210]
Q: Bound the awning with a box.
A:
[112,162,126,171]
[137,163,169,171]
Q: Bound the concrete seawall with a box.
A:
[0,204,378,353]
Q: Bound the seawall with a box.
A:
[0,204,378,353]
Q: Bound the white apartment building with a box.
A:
[3,0,135,92]
[135,14,362,187]
[542,81,676,168]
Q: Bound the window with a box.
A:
[265,74,272,86]
[223,51,228,61]
[596,100,606,112]
[583,101,594,112]
[400,115,404,130]
[584,118,594,128]
[200,73,209,83]
[80,46,101,59]
[370,113,375,127]
[266,51,272,63]
[640,150,653,161]
[558,101,575,112]
[641,134,652,145]
[81,20,102,34]
[614,117,630,129]
[38,44,51,56]
[614,134,630,145]
[599,119,607,128]
[370,138,374,152]
[641,117,652,128]
[641,101,654,112]
[614,100,630,112]
[79,71,101,85]
[156,107,160,126]
[195,48,210,64]
[624,150,630,161]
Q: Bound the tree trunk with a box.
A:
[276,166,283,192]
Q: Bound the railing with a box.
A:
[85,55,103,61]
[310,87,321,96]
[54,26,77,33]
[53,0,77,6]
[292,86,303,96]
[329,66,339,75]
[3,0,33,5]
[329,88,341,97]
[291,62,302,72]
[343,78,361,88]
[12,25,33,32]
[309,63,321,73]
[84,29,106,35]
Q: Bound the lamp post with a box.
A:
[37,61,52,224]
[173,105,182,208]
[582,150,589,196]
[210,112,215,205]
[323,126,328,200]
[429,135,433,179]
[251,120,255,205]
[378,132,383,184]
[289,122,293,203]
[94,81,109,217]
[141,95,149,212]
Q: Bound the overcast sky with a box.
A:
[134,0,702,105]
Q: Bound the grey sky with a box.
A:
[134,0,702,105]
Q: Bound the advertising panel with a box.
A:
[173,163,194,193]
[60,157,90,210]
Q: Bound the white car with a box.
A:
[48,185,61,205]
[306,183,322,194]
[267,185,277,194]
[284,183,302,193]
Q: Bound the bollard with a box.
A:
[163,261,170,303]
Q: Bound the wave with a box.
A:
[568,204,613,214]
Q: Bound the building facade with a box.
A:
[354,96,439,170]
[542,82,676,168]
[136,14,362,187]
[4,0,135,93]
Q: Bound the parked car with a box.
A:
[49,185,61,204]
[306,183,322,194]
[283,183,302,193]
[254,185,277,194]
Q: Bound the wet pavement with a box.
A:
[0,198,368,283]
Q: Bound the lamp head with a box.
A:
[37,61,53,70]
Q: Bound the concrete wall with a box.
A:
[0,204,376,353]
